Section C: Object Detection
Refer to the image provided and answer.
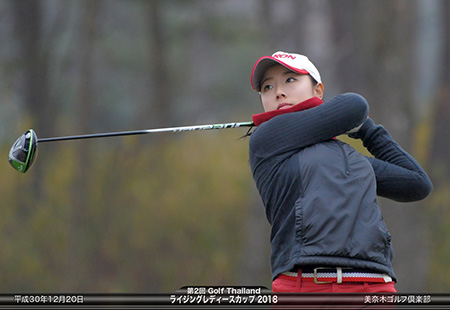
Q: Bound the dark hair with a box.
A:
[309,75,319,86]
[239,126,255,140]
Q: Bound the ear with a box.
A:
[314,83,324,99]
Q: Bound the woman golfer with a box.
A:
[248,51,433,293]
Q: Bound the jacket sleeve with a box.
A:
[352,118,433,202]
[249,93,369,158]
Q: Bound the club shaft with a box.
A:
[37,121,254,143]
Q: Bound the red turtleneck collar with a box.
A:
[252,96,323,126]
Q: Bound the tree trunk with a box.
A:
[428,0,450,291]
[145,0,170,131]
[11,0,53,212]
[65,0,99,291]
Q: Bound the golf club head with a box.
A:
[8,129,38,173]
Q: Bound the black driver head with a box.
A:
[8,129,38,173]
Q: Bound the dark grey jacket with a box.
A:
[249,93,433,281]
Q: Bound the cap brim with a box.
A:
[251,56,309,91]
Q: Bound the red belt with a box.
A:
[280,267,393,284]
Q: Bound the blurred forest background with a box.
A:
[0,0,449,293]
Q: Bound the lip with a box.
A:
[277,103,293,110]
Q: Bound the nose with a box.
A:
[277,92,286,99]
[276,87,287,100]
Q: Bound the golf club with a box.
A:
[8,121,254,174]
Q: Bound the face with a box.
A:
[259,64,324,112]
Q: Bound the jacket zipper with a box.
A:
[335,140,350,176]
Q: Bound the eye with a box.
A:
[286,77,296,83]
[262,84,273,92]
